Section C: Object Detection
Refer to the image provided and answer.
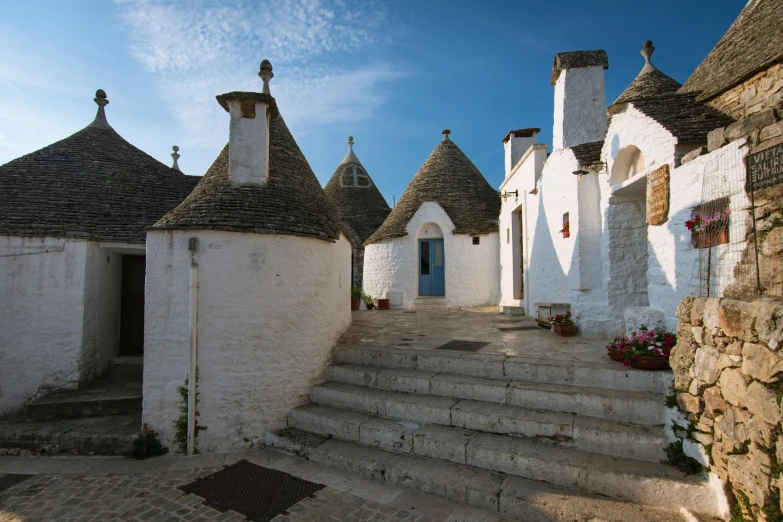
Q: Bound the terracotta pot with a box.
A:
[351,300,361,311]
[630,356,670,370]
[553,322,574,337]
[378,299,390,310]
[693,229,729,249]
[607,346,624,362]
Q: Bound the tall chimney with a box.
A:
[551,51,609,150]
[215,60,278,185]
[502,128,539,177]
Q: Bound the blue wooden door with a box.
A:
[418,239,445,296]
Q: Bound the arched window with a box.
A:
[611,146,645,185]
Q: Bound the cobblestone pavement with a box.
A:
[0,448,517,522]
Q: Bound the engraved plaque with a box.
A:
[747,138,783,192]
[646,164,669,226]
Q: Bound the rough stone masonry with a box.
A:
[671,295,783,521]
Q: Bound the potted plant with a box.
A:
[685,208,730,249]
[548,311,574,336]
[364,295,375,310]
[377,297,390,310]
[606,326,676,370]
[350,287,362,311]
[559,221,570,238]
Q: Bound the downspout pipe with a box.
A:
[187,243,198,455]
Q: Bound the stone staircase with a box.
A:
[266,346,723,521]
[0,361,142,455]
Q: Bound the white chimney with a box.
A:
[502,128,539,177]
[551,51,608,150]
[216,60,277,185]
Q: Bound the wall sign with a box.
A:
[747,138,783,191]
[646,164,670,226]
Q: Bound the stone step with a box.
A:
[309,382,666,462]
[0,413,139,455]
[413,298,448,311]
[25,387,142,422]
[334,345,672,394]
[266,427,711,520]
[326,363,666,425]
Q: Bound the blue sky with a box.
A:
[1,0,744,205]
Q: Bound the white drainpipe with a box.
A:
[187,260,198,455]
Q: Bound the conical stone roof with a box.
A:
[152,108,342,242]
[366,130,500,244]
[0,90,198,243]
[323,137,391,245]
[613,41,681,106]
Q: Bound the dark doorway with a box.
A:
[119,255,146,356]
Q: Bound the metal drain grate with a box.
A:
[498,326,541,332]
[179,459,324,522]
[435,340,489,352]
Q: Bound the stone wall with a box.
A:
[671,296,783,521]
[706,63,783,121]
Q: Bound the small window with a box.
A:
[472,237,480,245]
[560,213,570,238]
[506,229,510,244]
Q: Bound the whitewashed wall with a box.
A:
[597,106,750,333]
[0,237,88,414]
[143,230,352,453]
[82,244,124,378]
[553,67,607,150]
[363,202,499,309]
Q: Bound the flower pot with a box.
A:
[378,299,390,310]
[630,356,670,370]
[553,322,574,337]
[366,303,375,310]
[693,229,729,249]
[607,346,624,362]
[351,300,361,311]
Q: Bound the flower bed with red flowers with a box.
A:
[606,326,676,367]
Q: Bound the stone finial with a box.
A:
[171,145,181,171]
[442,129,451,141]
[92,89,110,126]
[342,135,360,165]
[640,40,658,74]
[259,60,274,95]
[348,136,354,148]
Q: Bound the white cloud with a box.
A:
[115,0,403,147]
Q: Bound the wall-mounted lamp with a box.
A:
[572,162,608,177]
[500,190,518,199]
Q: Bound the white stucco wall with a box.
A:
[0,236,132,415]
[143,230,352,453]
[0,237,88,415]
[363,202,499,310]
[553,66,607,150]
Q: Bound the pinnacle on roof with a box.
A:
[341,136,361,165]
[324,136,391,244]
[0,89,198,243]
[612,40,682,106]
[171,146,181,171]
[366,130,500,244]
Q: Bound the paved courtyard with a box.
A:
[341,307,614,366]
[0,309,618,521]
[0,447,518,522]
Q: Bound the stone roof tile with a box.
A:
[551,50,609,85]
[570,141,603,166]
[366,132,500,244]
[630,93,734,143]
[680,0,783,102]
[323,139,391,245]
[0,107,198,244]
[152,113,343,242]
